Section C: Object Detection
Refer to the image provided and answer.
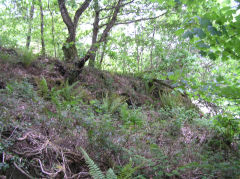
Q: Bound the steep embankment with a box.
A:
[0,47,239,178]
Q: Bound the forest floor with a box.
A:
[0,47,239,179]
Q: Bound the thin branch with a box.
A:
[100,11,167,27]
[77,0,124,68]
[70,172,89,178]
[98,0,134,12]
[98,0,124,43]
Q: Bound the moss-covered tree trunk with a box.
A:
[62,37,78,62]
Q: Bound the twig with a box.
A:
[13,162,34,179]
[17,131,32,141]
[70,171,89,179]
[2,152,5,163]
[61,150,68,178]
[7,126,18,139]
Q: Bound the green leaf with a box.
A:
[199,18,212,28]
[182,30,193,39]
[197,42,210,48]
[175,28,185,36]
[216,75,224,82]
[208,52,217,60]
[208,26,221,36]
[193,28,206,39]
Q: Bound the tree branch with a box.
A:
[98,0,124,43]
[77,0,124,68]
[98,0,134,12]
[100,11,167,27]
[73,0,92,27]
[58,0,74,30]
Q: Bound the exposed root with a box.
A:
[13,162,34,179]
[37,159,62,178]
[6,130,90,178]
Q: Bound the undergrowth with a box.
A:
[0,62,239,178]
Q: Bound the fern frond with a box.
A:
[106,168,117,179]
[118,162,135,179]
[80,147,105,179]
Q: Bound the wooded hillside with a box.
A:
[0,0,240,178]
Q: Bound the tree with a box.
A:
[39,0,46,56]
[58,0,167,71]
[48,0,57,58]
[26,0,35,49]
[58,0,92,62]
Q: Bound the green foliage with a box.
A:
[0,53,14,63]
[80,147,118,179]
[106,169,118,179]
[81,147,105,179]
[6,80,38,100]
[159,91,183,108]
[58,80,79,102]
[37,77,49,99]
[120,104,143,127]
[213,114,240,143]
[118,160,139,179]
[0,0,239,178]
[197,150,240,178]
[17,48,36,67]
[0,143,10,171]
[102,93,126,114]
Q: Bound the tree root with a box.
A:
[8,130,90,178]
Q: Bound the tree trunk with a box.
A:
[62,37,78,62]
[99,40,107,67]
[77,0,124,69]
[135,25,140,73]
[26,1,35,49]
[48,0,56,58]
[39,0,45,56]
[58,0,92,62]
[150,25,156,69]
[89,0,100,67]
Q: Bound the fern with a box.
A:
[118,160,136,179]
[106,168,117,179]
[80,148,119,179]
[38,77,49,98]
[102,93,126,113]
[80,147,105,179]
[59,80,79,101]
